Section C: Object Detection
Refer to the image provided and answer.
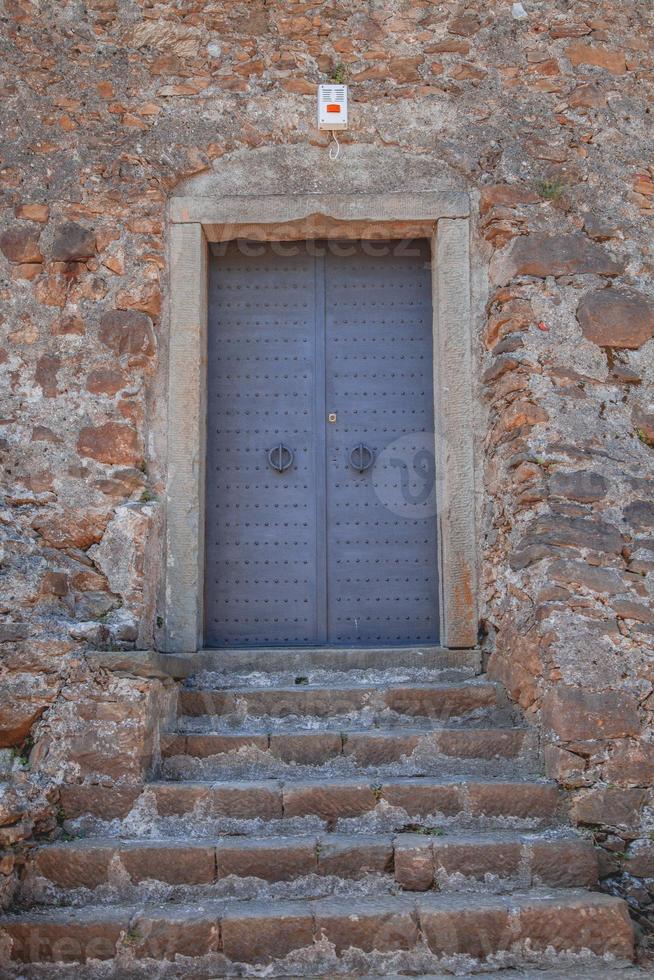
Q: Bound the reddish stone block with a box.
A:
[436,729,526,760]
[381,782,463,817]
[466,782,559,820]
[99,309,155,356]
[283,782,376,819]
[77,422,141,466]
[529,840,598,888]
[33,844,114,889]
[432,839,521,881]
[121,843,215,884]
[58,784,141,820]
[86,368,128,396]
[604,741,654,787]
[221,907,313,963]
[150,782,210,817]
[517,896,633,956]
[50,222,95,261]
[570,787,647,829]
[394,836,434,890]
[491,233,624,286]
[178,690,234,716]
[315,898,419,952]
[318,836,393,878]
[383,684,497,719]
[420,905,511,958]
[131,909,220,959]
[216,838,316,881]
[542,686,641,741]
[566,42,626,74]
[186,733,268,757]
[15,203,49,222]
[343,732,421,765]
[208,783,282,819]
[31,510,109,550]
[0,225,42,263]
[577,288,654,349]
[269,732,342,764]
[159,733,187,757]
[4,914,127,963]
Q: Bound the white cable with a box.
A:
[329,130,340,161]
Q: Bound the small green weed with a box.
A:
[398,823,445,837]
[535,178,566,201]
[330,63,347,84]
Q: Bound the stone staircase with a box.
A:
[0,647,636,977]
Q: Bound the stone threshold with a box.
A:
[85,646,483,680]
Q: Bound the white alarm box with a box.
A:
[317,84,348,130]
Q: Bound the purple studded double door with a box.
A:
[204,239,439,648]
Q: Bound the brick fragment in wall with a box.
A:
[48,222,96,262]
[542,686,641,742]
[99,310,156,357]
[0,226,42,264]
[547,560,623,595]
[510,515,623,570]
[577,288,654,350]
[624,841,654,877]
[548,471,608,503]
[0,674,60,748]
[623,500,654,531]
[490,233,625,285]
[571,788,647,829]
[543,744,590,788]
[603,742,654,788]
[31,511,110,551]
[565,42,627,75]
[77,423,142,467]
[486,628,543,712]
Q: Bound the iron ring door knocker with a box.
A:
[349,442,375,473]
[267,443,295,473]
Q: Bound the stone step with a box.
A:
[162,727,532,765]
[22,831,597,901]
[59,776,560,831]
[177,680,506,723]
[159,727,539,780]
[0,891,634,965]
[361,971,640,980]
[193,667,481,693]
[393,830,598,891]
[189,645,482,675]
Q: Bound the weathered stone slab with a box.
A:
[314,896,419,953]
[577,287,654,349]
[491,233,624,285]
[542,686,641,740]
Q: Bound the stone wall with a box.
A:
[0,0,653,929]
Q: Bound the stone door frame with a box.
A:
[165,191,477,653]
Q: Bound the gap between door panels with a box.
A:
[313,249,328,644]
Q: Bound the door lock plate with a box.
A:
[328,413,337,423]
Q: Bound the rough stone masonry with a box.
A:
[0,0,653,947]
